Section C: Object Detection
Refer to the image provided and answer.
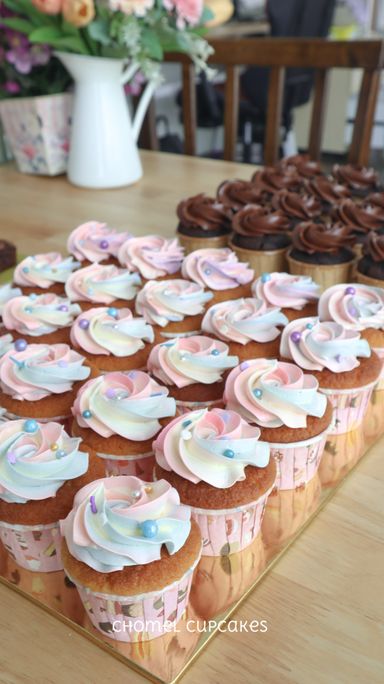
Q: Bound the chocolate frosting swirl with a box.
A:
[177,193,232,237]
[232,205,291,250]
[278,154,322,179]
[334,199,384,232]
[306,176,351,204]
[332,164,379,191]
[272,190,322,220]
[291,221,356,255]
[362,231,384,262]
[367,192,384,210]
[251,166,301,194]
[217,179,264,210]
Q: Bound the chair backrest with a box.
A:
[165,37,384,165]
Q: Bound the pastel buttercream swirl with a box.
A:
[147,336,239,388]
[0,333,14,358]
[67,221,130,262]
[14,253,80,288]
[280,316,371,372]
[0,343,90,401]
[153,408,270,488]
[60,476,191,572]
[72,371,176,440]
[118,235,184,279]
[135,279,213,327]
[181,248,254,290]
[224,358,326,428]
[0,284,22,314]
[0,420,88,504]
[65,263,141,304]
[252,272,320,310]
[202,298,288,344]
[2,294,81,336]
[318,283,384,331]
[70,307,154,357]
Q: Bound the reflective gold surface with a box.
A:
[1,390,383,684]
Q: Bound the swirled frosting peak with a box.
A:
[0,334,14,358]
[361,231,384,262]
[224,358,326,428]
[135,279,213,327]
[60,476,191,572]
[67,221,130,262]
[181,248,254,290]
[252,272,320,310]
[0,284,22,314]
[216,179,264,210]
[0,420,88,504]
[2,293,81,336]
[202,298,288,344]
[154,408,270,487]
[0,343,90,401]
[280,316,371,372]
[72,371,176,440]
[177,194,232,235]
[117,235,184,279]
[70,307,154,357]
[65,263,141,304]
[332,164,379,192]
[319,283,384,331]
[291,221,356,254]
[14,253,80,288]
[148,335,238,388]
[272,190,322,220]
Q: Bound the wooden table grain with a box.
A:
[0,151,383,684]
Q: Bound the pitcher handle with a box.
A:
[121,61,140,86]
[131,76,160,143]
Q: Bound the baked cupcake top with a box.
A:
[271,190,322,220]
[14,253,80,288]
[67,221,130,263]
[334,199,384,232]
[202,298,288,344]
[0,333,13,358]
[153,407,270,488]
[332,164,379,192]
[216,179,265,210]
[70,306,153,357]
[117,235,184,280]
[60,476,191,572]
[72,371,176,440]
[0,343,90,401]
[2,293,81,337]
[280,316,371,372]
[0,419,88,504]
[291,221,356,255]
[65,263,141,304]
[181,248,254,290]
[176,193,232,237]
[278,154,322,179]
[135,279,213,328]
[224,358,326,428]
[147,335,238,388]
[252,272,320,310]
[319,283,384,331]
[0,284,22,315]
[306,176,351,204]
[251,166,301,194]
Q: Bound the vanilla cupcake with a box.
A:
[181,248,254,304]
[13,253,80,296]
[65,263,141,311]
[0,284,22,318]
[117,235,184,281]
[252,271,320,320]
[70,306,154,373]
[2,293,81,344]
[67,221,130,265]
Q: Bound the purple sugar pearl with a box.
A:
[105,388,117,399]
[99,240,109,250]
[345,286,355,296]
[58,304,68,312]
[240,361,250,371]
[290,331,301,343]
[14,339,27,352]
[79,319,89,330]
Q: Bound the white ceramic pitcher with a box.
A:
[56,52,159,189]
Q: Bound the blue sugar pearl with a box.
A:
[211,349,220,356]
[182,419,192,428]
[204,269,212,276]
[82,410,92,419]
[253,388,262,399]
[140,520,158,538]
[14,339,27,352]
[107,307,118,318]
[29,293,37,301]
[223,449,235,459]
[56,449,66,459]
[24,419,38,434]
[306,323,314,330]
[22,267,29,274]
[24,306,33,314]
[261,273,271,283]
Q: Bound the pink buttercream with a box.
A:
[135,279,213,327]
[65,263,141,304]
[201,298,288,344]
[14,252,80,288]
[67,221,130,262]
[117,235,184,279]
[318,283,384,331]
[2,294,81,336]
[252,272,320,310]
[70,307,153,357]
[181,248,254,290]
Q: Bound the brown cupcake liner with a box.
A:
[229,239,287,275]
[355,270,384,288]
[287,250,356,293]
[177,233,230,254]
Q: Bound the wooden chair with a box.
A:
[163,37,384,165]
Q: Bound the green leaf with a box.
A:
[29,27,89,55]
[29,27,63,43]
[142,28,163,61]
[52,36,89,54]
[3,0,57,26]
[88,18,111,47]
[1,18,35,35]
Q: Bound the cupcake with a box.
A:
[305,175,351,210]
[224,358,333,490]
[356,231,384,286]
[271,189,322,225]
[318,428,364,487]
[0,419,103,572]
[216,179,265,212]
[279,317,381,434]
[13,253,80,296]
[0,283,22,318]
[153,407,275,556]
[251,166,301,196]
[201,298,288,360]
[278,154,323,179]
[67,220,130,265]
[252,271,320,321]
[117,235,184,281]
[2,293,81,345]
[333,198,384,257]
[287,221,356,291]
[0,342,91,423]
[65,263,141,311]
[332,164,380,198]
[60,475,202,641]
[366,191,384,211]
[71,371,176,478]
[176,193,233,253]
[181,247,254,303]
[230,204,291,273]
[0,333,13,358]
[147,335,238,414]
[70,306,154,373]
[135,279,213,342]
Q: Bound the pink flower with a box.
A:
[163,0,203,27]
[3,81,21,94]
[109,0,154,16]
[31,0,63,14]
[22,145,37,159]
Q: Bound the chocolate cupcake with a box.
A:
[331,164,380,198]
[216,179,265,212]
[176,194,232,253]
[333,198,384,257]
[356,231,384,285]
[306,176,351,210]
[271,189,322,225]
[251,166,302,196]
[278,154,323,179]
[229,204,291,273]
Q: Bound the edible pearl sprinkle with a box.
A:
[223,449,235,458]
[253,388,262,398]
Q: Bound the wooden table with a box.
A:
[0,151,383,684]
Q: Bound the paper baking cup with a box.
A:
[229,239,287,275]
[318,428,364,487]
[320,380,377,435]
[287,251,355,293]
[270,427,330,491]
[96,450,155,480]
[176,397,224,416]
[0,520,62,572]
[177,233,229,254]
[190,484,274,557]
[65,556,200,642]
[372,347,384,390]
[355,270,384,289]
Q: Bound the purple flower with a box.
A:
[6,34,34,75]
[3,81,21,94]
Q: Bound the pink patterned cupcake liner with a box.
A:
[270,427,330,491]
[96,450,155,480]
[373,347,384,390]
[320,381,377,435]
[175,397,224,416]
[0,520,62,572]
[65,555,201,643]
